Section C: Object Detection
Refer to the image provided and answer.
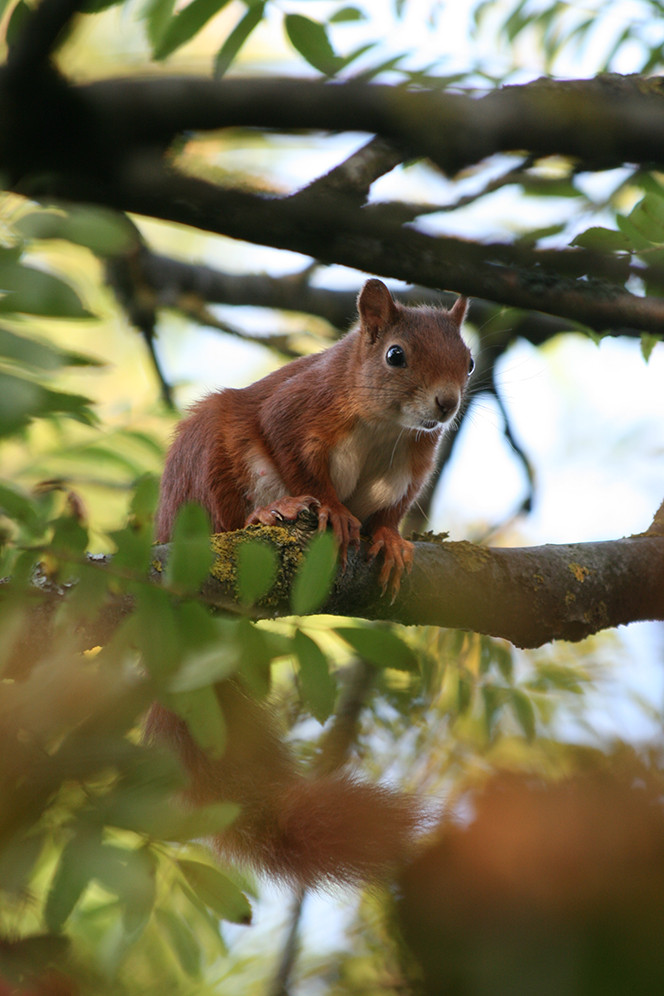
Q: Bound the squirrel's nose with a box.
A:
[435,389,460,421]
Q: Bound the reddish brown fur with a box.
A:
[149,279,471,885]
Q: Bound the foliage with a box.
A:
[0,0,662,991]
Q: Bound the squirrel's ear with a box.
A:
[358,278,397,342]
[449,295,468,326]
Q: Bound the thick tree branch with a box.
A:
[148,526,664,650]
[72,74,664,176]
[107,250,647,348]
[5,66,664,330]
[45,158,662,333]
[5,525,663,663]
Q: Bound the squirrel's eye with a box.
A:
[468,355,475,376]
[386,345,406,368]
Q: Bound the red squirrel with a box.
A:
[148,278,472,886]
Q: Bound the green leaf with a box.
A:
[153,0,233,60]
[134,586,182,678]
[168,609,238,691]
[130,473,160,524]
[178,859,251,924]
[110,517,154,576]
[94,845,157,937]
[214,1,265,78]
[630,192,664,240]
[571,226,633,252]
[329,5,366,22]
[0,481,42,532]
[290,531,337,615]
[154,909,202,978]
[640,333,661,362]
[0,262,91,318]
[0,326,101,371]
[142,0,176,46]
[45,826,103,932]
[0,371,95,437]
[51,513,89,560]
[236,537,278,606]
[169,685,226,757]
[511,689,536,740]
[284,13,342,75]
[236,618,271,698]
[155,801,239,842]
[5,0,30,47]
[294,630,336,723]
[616,212,653,251]
[334,624,417,670]
[166,502,213,593]
[15,207,134,256]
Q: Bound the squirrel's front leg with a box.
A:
[246,495,361,570]
[367,526,414,600]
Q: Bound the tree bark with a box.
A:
[148,524,664,650]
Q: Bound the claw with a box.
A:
[368,527,414,600]
[245,495,320,528]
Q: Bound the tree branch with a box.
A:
[46,157,662,333]
[5,523,663,663]
[107,250,649,349]
[6,66,664,330]
[74,74,664,176]
[147,525,664,650]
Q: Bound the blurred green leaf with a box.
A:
[285,13,342,75]
[214,1,265,78]
[169,684,226,757]
[334,624,417,670]
[511,689,536,740]
[0,262,91,318]
[166,502,213,593]
[236,537,278,606]
[0,325,102,371]
[329,5,366,22]
[15,207,134,256]
[5,0,30,46]
[168,607,238,691]
[640,333,661,361]
[0,833,45,896]
[178,859,251,924]
[95,844,157,937]
[291,531,337,615]
[153,0,233,60]
[0,370,95,437]
[571,226,633,252]
[130,473,160,524]
[51,513,89,561]
[0,481,42,533]
[294,629,336,723]
[154,908,202,978]
[45,826,103,932]
[142,0,176,46]
[110,517,154,576]
[134,585,182,678]
[236,618,272,698]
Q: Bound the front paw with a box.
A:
[316,504,361,570]
[367,527,414,600]
[245,495,320,527]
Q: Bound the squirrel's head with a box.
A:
[356,278,473,432]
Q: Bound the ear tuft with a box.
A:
[358,279,397,342]
[449,295,468,326]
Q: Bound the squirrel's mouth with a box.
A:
[420,419,439,430]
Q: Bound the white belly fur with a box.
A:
[329,423,412,523]
[244,446,287,508]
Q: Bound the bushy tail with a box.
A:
[217,773,424,887]
[146,693,424,887]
